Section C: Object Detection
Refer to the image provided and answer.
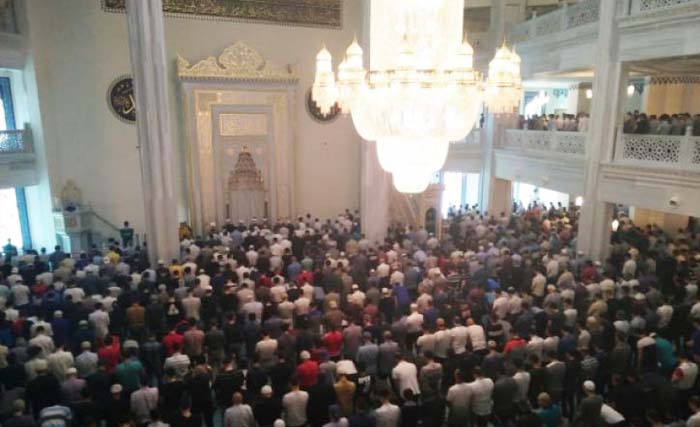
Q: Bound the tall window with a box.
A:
[0,75,30,250]
[441,172,480,217]
[512,181,570,209]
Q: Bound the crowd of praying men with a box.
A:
[1,204,700,427]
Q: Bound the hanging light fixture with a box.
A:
[485,42,523,114]
[312,0,522,193]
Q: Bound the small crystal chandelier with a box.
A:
[313,0,522,193]
[485,42,523,114]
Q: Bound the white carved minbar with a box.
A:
[178,42,297,233]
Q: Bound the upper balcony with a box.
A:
[493,129,588,195]
[444,129,482,173]
[509,0,700,78]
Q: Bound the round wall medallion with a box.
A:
[305,88,341,123]
[107,75,136,123]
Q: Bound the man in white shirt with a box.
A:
[531,271,546,301]
[450,319,469,355]
[673,352,699,408]
[492,290,510,320]
[47,343,74,381]
[282,380,309,427]
[465,318,486,353]
[416,328,436,357]
[468,367,494,425]
[181,289,201,321]
[446,370,472,426]
[405,304,424,352]
[164,344,191,379]
[373,390,400,427]
[11,280,31,308]
[391,354,420,397]
[433,318,452,361]
[512,361,531,406]
[74,341,98,378]
[246,246,259,267]
[600,404,625,426]
[131,377,159,426]
[88,303,110,339]
[29,326,54,357]
[63,285,85,303]
[225,392,256,427]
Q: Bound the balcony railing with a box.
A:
[614,133,700,170]
[0,127,33,162]
[628,0,699,15]
[509,0,600,44]
[503,129,587,156]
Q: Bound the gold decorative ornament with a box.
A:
[178,41,297,82]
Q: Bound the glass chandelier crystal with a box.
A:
[312,0,522,193]
[485,43,523,114]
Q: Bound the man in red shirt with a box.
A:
[97,335,121,373]
[324,327,343,360]
[162,326,184,357]
[296,270,314,287]
[296,350,319,388]
[503,332,527,358]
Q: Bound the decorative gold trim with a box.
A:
[177,41,298,82]
[101,0,342,29]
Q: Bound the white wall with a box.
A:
[22,0,362,238]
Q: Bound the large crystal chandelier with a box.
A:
[312,0,522,193]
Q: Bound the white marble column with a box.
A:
[577,0,626,261]
[479,113,516,215]
[125,0,180,265]
[360,141,391,245]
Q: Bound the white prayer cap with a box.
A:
[110,384,123,393]
[54,310,63,318]
[583,380,595,392]
[261,385,273,396]
[158,259,165,264]
[351,284,359,290]
[300,350,311,360]
[11,267,18,273]
[67,367,77,376]
[274,420,286,427]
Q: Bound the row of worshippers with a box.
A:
[1,206,700,427]
[517,113,589,133]
[623,112,700,136]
